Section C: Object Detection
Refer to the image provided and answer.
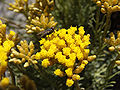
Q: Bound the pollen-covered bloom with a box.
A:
[93,0,120,14]
[0,20,16,85]
[54,69,64,77]
[35,26,96,87]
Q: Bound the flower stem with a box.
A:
[75,81,81,90]
[7,65,16,85]
[103,13,111,39]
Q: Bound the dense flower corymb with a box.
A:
[35,26,96,87]
[0,20,17,86]
[94,0,120,14]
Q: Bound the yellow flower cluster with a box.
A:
[94,0,120,13]
[26,0,57,34]
[9,0,57,34]
[9,40,37,68]
[26,14,57,34]
[104,31,120,66]
[35,26,96,87]
[9,0,28,13]
[105,31,120,51]
[0,20,16,86]
[0,21,19,44]
[9,0,54,18]
[28,0,54,18]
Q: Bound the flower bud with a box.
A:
[72,74,80,81]
[96,1,101,6]
[101,8,106,13]
[116,60,120,65]
[104,2,109,8]
[66,78,74,87]
[0,78,9,88]
[87,55,96,62]
[109,46,115,51]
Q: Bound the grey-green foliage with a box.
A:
[53,0,96,29]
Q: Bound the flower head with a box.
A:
[105,31,120,52]
[0,20,16,86]
[66,79,74,87]
[94,0,120,14]
[9,40,37,68]
[35,26,96,87]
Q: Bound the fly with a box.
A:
[37,27,55,38]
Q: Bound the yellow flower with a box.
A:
[66,78,74,87]
[9,40,38,68]
[3,40,14,52]
[87,55,96,62]
[43,40,51,49]
[68,26,77,35]
[49,44,57,52]
[51,37,60,44]
[77,52,84,60]
[39,38,46,44]
[36,26,96,87]
[108,46,115,51]
[62,47,71,56]
[10,31,16,36]
[24,0,28,2]
[42,59,50,68]
[1,61,7,68]
[69,53,76,61]
[0,20,18,82]
[72,74,80,81]
[40,49,48,59]
[57,39,66,48]
[35,52,41,59]
[58,29,67,38]
[65,59,75,67]
[94,0,120,13]
[57,55,66,64]
[74,64,85,74]
[47,49,55,57]
[55,52,63,59]
[81,60,88,65]
[116,60,120,65]
[0,77,9,88]
[79,26,85,37]
[54,69,64,77]
[65,68,73,77]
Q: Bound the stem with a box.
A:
[99,53,120,90]
[34,64,57,88]
[106,53,120,78]
[0,17,25,29]
[75,81,81,90]
[24,1,29,21]
[92,7,100,48]
[103,13,111,39]
[15,64,27,75]
[7,65,16,85]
